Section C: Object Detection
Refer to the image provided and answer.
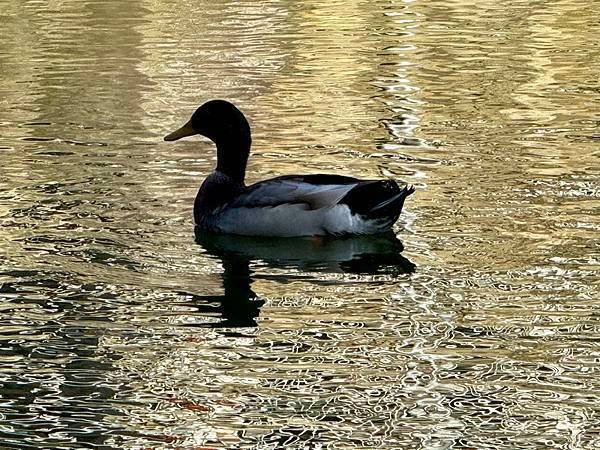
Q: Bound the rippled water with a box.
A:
[1,0,599,448]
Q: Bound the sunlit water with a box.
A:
[1,1,599,449]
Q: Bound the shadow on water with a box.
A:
[192,230,415,328]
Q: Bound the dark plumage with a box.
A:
[164,100,414,236]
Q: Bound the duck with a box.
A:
[164,100,415,237]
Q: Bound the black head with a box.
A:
[164,99,250,143]
[164,99,251,181]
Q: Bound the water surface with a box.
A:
[1,0,599,448]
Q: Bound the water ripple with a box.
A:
[1,0,599,448]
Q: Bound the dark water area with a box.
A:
[1,0,599,448]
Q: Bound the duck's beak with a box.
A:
[164,121,197,141]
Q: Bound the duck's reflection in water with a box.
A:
[192,230,415,327]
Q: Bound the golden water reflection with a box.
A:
[1,0,599,448]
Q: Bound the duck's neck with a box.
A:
[215,133,251,183]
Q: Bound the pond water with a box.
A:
[1,0,599,449]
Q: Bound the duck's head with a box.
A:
[164,99,251,181]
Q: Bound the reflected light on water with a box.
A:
[1,0,599,449]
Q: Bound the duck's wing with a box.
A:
[230,175,363,210]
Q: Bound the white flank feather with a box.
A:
[216,204,389,237]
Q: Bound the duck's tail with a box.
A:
[368,184,415,218]
[340,180,415,223]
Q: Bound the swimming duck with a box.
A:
[164,100,414,237]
